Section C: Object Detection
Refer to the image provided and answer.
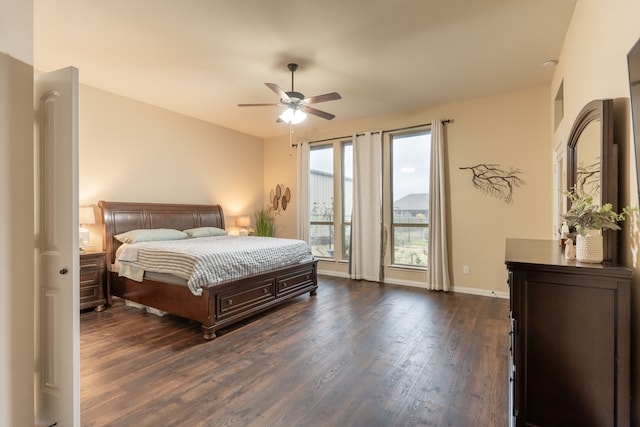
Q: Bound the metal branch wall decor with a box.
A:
[270,184,292,214]
[459,163,526,204]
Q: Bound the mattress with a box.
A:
[116,235,314,296]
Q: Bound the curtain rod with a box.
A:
[303,119,453,145]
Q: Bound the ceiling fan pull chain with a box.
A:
[289,123,293,156]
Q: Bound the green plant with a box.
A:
[254,207,276,237]
[562,189,635,236]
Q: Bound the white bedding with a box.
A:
[116,235,314,296]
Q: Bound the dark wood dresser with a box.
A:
[80,251,107,311]
[505,239,631,427]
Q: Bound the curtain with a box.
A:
[296,141,310,242]
[350,132,382,281]
[428,120,451,291]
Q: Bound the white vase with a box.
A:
[575,229,603,263]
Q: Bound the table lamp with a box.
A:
[237,216,251,236]
[79,206,96,252]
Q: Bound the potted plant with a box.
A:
[562,189,635,263]
[254,207,276,237]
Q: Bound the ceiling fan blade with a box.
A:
[237,103,280,107]
[300,105,336,120]
[265,83,291,102]
[304,92,342,105]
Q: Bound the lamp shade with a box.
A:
[279,108,307,124]
[79,206,96,225]
[237,216,251,228]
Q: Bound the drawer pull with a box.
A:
[227,299,233,305]
[59,268,68,275]
[263,288,268,294]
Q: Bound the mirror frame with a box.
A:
[628,37,640,204]
[567,98,617,262]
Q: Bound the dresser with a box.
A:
[505,239,631,427]
[79,251,108,311]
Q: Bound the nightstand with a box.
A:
[79,251,107,311]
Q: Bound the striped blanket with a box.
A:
[117,235,314,296]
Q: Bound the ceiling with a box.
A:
[34,0,577,139]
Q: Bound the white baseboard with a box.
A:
[317,268,350,278]
[317,271,509,299]
[448,285,509,299]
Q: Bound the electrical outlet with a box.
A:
[463,265,470,274]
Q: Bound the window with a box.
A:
[309,145,334,258]
[305,127,431,270]
[390,131,431,267]
[342,142,353,260]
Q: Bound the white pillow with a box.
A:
[183,226,228,238]
[114,228,188,244]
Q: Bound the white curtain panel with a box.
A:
[296,141,310,242]
[428,120,452,291]
[350,132,382,281]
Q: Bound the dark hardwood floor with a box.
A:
[80,275,509,427]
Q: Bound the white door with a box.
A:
[34,67,80,427]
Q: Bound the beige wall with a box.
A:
[550,0,640,422]
[265,85,552,296]
[0,0,32,64]
[78,84,266,248]
[263,139,299,237]
[0,0,34,425]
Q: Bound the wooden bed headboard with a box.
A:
[98,200,225,268]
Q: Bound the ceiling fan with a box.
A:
[238,63,341,124]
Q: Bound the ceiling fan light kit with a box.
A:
[238,63,341,124]
[279,108,307,124]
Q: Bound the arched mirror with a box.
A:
[628,37,640,203]
[567,99,617,262]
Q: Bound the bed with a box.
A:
[99,200,318,340]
